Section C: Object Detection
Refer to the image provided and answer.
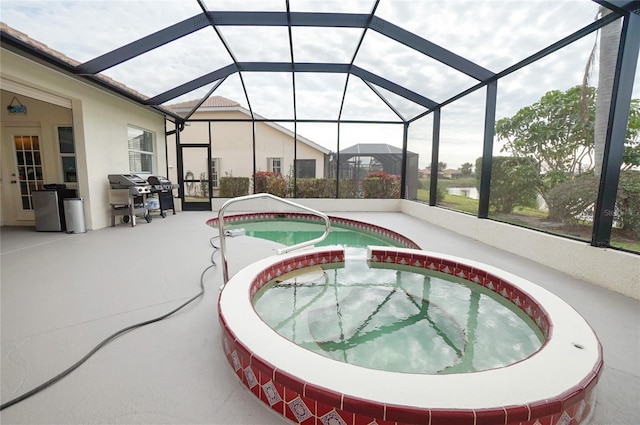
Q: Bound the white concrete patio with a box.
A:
[1,210,638,424]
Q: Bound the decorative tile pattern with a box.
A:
[244,366,258,388]
[575,400,586,422]
[320,410,347,425]
[287,397,313,422]
[262,381,282,406]
[223,335,230,355]
[556,411,571,425]
[230,351,241,371]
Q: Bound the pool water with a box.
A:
[228,219,409,248]
[253,254,544,375]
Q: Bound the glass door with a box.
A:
[180,144,211,211]
[8,128,44,221]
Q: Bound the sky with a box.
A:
[1,0,639,170]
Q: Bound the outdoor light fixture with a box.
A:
[7,96,26,114]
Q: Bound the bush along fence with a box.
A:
[219,176,250,197]
[245,171,402,199]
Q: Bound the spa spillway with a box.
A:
[216,219,601,425]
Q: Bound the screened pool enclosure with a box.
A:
[1,0,638,251]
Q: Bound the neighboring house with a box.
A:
[441,169,464,179]
[419,167,464,179]
[336,143,419,199]
[166,96,330,196]
[1,24,170,230]
[419,168,431,177]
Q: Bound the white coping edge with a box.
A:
[219,245,601,410]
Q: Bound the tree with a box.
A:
[459,162,474,176]
[495,86,595,205]
[495,85,640,206]
[438,162,447,172]
[582,7,621,177]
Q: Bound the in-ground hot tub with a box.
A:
[215,217,602,425]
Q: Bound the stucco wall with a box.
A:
[1,49,167,230]
[170,110,326,189]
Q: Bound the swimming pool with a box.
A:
[214,213,602,425]
[207,212,420,250]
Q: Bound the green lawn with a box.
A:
[441,193,479,214]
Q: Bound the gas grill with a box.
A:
[108,174,152,226]
[146,175,178,218]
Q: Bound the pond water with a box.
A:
[447,187,478,199]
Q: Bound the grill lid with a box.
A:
[147,175,178,191]
[147,175,172,185]
[108,174,149,188]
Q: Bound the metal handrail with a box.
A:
[217,193,331,285]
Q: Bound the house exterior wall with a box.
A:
[1,49,167,230]
[167,109,326,195]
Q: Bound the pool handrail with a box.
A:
[217,193,331,285]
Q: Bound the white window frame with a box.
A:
[56,125,77,187]
[268,157,282,174]
[128,126,154,174]
[211,158,220,188]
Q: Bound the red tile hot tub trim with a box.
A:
[218,247,602,425]
[207,212,421,249]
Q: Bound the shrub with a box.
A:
[253,171,289,197]
[219,177,250,197]
[546,173,597,223]
[546,170,640,237]
[616,170,640,237]
[295,178,336,198]
[363,171,401,199]
[476,157,539,214]
[199,172,209,198]
[338,179,360,198]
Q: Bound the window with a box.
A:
[128,126,154,173]
[14,134,43,210]
[295,159,316,178]
[57,126,77,183]
[268,157,282,174]
[210,158,220,188]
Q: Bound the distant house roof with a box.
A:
[169,96,240,109]
[420,168,463,176]
[340,143,416,156]
[442,169,463,176]
[168,96,331,155]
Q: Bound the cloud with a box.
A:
[2,0,638,169]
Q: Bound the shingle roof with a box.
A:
[0,22,179,118]
[168,96,240,110]
[1,22,80,66]
[1,22,152,100]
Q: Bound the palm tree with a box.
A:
[583,6,622,177]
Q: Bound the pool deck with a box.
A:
[1,211,638,424]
